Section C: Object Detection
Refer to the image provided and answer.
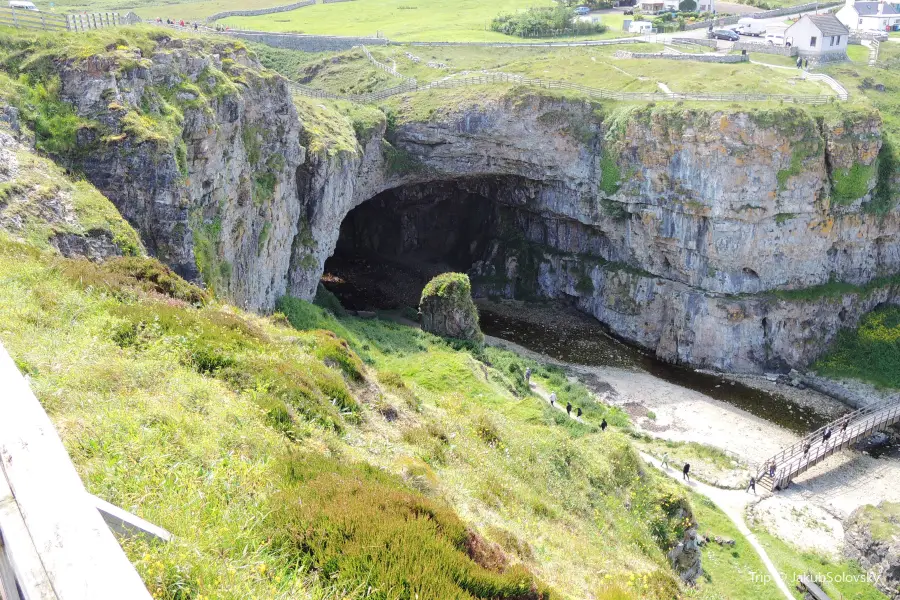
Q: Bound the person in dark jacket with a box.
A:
[682,463,691,481]
[600,418,608,431]
[747,476,756,494]
[576,407,582,418]
[797,57,802,69]
[566,402,572,416]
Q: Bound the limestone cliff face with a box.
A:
[295,95,900,373]
[50,36,303,310]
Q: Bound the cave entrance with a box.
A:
[322,176,532,312]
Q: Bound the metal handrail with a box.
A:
[758,396,900,488]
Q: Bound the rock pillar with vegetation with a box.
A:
[844,501,900,599]
[419,273,484,345]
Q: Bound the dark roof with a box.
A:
[807,14,850,35]
[853,1,900,15]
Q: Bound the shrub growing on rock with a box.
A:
[420,272,484,345]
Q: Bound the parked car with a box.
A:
[709,29,739,41]
[8,0,39,9]
[764,31,792,46]
[623,8,634,14]
[574,6,591,15]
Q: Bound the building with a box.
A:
[835,0,900,31]
[638,0,678,13]
[785,13,849,58]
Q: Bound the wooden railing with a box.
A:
[0,342,157,599]
[0,8,124,32]
[0,8,67,32]
[757,395,900,491]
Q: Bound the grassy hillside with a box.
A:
[0,230,708,599]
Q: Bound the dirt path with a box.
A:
[640,453,795,600]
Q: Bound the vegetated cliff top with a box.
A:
[0,25,276,159]
[849,501,900,543]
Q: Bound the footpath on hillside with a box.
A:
[529,379,794,600]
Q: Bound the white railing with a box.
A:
[0,343,158,599]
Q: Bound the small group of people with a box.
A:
[796,57,810,70]
[659,453,691,482]
[157,17,202,30]
[526,368,607,431]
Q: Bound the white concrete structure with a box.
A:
[835,0,900,32]
[785,14,849,58]
[638,0,678,13]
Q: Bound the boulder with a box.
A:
[668,527,703,583]
[419,273,483,344]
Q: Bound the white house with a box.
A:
[785,14,849,58]
[836,0,900,31]
[638,0,678,13]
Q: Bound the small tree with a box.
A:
[679,0,697,11]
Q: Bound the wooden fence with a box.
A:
[0,8,123,32]
[290,69,840,105]
[66,12,122,32]
[0,8,66,32]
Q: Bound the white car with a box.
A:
[8,0,39,9]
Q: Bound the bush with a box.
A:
[313,282,346,316]
[815,305,900,388]
[272,453,554,600]
[490,7,607,38]
[61,256,209,304]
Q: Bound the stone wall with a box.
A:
[733,40,797,56]
[618,50,748,62]
[206,0,314,23]
[223,30,388,51]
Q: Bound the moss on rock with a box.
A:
[420,272,484,345]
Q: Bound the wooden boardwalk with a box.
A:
[757,395,900,492]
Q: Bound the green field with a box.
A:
[256,43,835,96]
[222,0,631,42]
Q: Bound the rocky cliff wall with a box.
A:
[296,94,900,373]
[6,33,899,373]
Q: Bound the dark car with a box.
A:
[623,8,634,14]
[709,29,740,41]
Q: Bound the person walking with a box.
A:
[549,392,556,407]
[525,367,532,386]
[661,452,669,468]
[768,462,776,478]
[682,463,691,481]
[576,407,582,418]
[796,56,803,69]
[841,418,849,434]
[823,427,832,443]
[566,402,572,417]
[747,476,756,495]
[600,418,608,432]
[803,442,811,456]
[804,57,809,70]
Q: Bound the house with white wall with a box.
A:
[836,0,900,31]
[785,14,849,58]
